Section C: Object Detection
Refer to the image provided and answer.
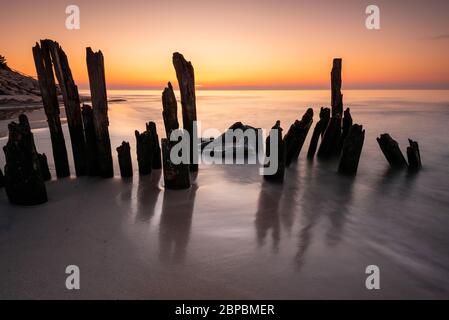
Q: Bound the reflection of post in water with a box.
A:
[295,164,354,269]
[255,181,284,253]
[135,170,162,223]
[159,185,197,263]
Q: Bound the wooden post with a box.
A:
[81,104,99,176]
[116,141,133,177]
[284,108,313,166]
[407,139,422,172]
[331,58,343,118]
[173,53,198,172]
[86,47,113,178]
[38,153,52,181]
[135,130,153,175]
[376,133,407,169]
[32,41,70,178]
[3,114,47,205]
[0,168,4,189]
[307,107,330,159]
[46,39,87,176]
[146,121,162,169]
[338,124,365,175]
[337,107,353,154]
[264,121,285,183]
[162,82,179,138]
[161,138,191,190]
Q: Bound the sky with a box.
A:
[1,0,449,89]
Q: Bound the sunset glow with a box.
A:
[1,0,449,89]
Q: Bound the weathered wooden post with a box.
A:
[81,104,99,176]
[407,139,422,172]
[317,58,344,159]
[3,114,47,205]
[46,39,87,176]
[38,153,52,181]
[338,124,365,175]
[284,108,313,166]
[116,141,133,177]
[264,121,285,183]
[161,137,191,189]
[146,121,162,169]
[307,107,330,159]
[86,47,113,178]
[162,82,179,139]
[337,107,353,154]
[32,41,70,178]
[173,53,198,172]
[135,130,153,175]
[0,168,4,188]
[376,133,407,169]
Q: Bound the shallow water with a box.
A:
[1,90,449,299]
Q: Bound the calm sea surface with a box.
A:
[1,90,449,298]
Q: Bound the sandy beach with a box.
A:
[1,89,449,299]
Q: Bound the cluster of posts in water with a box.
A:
[0,39,422,206]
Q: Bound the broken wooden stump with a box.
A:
[162,82,179,138]
[46,39,87,176]
[86,47,113,178]
[173,52,198,172]
[146,121,162,169]
[307,107,330,159]
[338,124,365,175]
[32,41,70,178]
[337,107,353,154]
[38,153,52,181]
[0,168,4,189]
[407,139,422,172]
[161,138,191,190]
[81,104,99,176]
[117,141,133,178]
[376,133,407,169]
[3,114,47,205]
[135,129,153,175]
[264,121,286,183]
[331,58,343,118]
[284,108,313,166]
[317,116,342,159]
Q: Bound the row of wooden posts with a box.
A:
[0,41,422,205]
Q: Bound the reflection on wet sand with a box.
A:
[295,161,354,269]
[135,170,162,223]
[159,182,197,264]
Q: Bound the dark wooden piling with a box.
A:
[0,168,4,189]
[162,82,179,138]
[337,107,353,154]
[338,124,365,175]
[331,58,343,118]
[46,39,87,176]
[376,134,407,169]
[264,121,286,183]
[284,108,313,166]
[86,47,113,178]
[3,114,47,205]
[307,107,330,159]
[173,52,198,172]
[81,104,99,176]
[407,139,422,172]
[135,130,153,175]
[161,138,191,189]
[146,121,162,169]
[38,153,52,181]
[116,141,133,177]
[32,41,70,178]
[317,117,341,159]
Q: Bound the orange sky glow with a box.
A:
[1,0,449,89]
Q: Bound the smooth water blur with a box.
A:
[1,90,449,298]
